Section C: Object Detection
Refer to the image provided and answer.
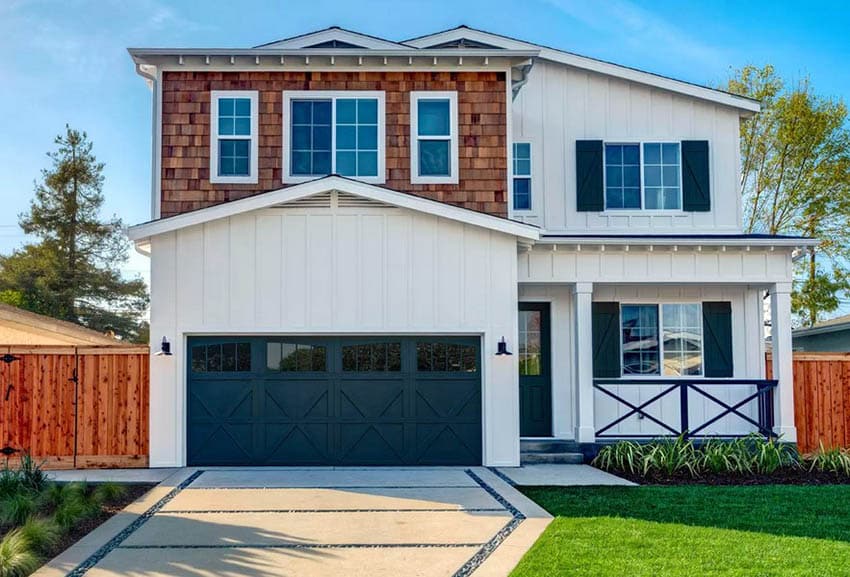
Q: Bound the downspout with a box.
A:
[135,63,159,221]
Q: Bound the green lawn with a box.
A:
[511,485,850,577]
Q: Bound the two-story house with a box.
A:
[128,26,815,468]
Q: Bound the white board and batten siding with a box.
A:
[148,203,521,468]
[512,59,743,233]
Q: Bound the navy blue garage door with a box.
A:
[187,336,482,466]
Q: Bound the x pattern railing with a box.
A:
[593,378,777,439]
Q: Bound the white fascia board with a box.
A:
[542,236,818,248]
[403,28,760,113]
[255,28,408,50]
[127,176,540,242]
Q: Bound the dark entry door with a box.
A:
[186,336,482,466]
[519,303,552,437]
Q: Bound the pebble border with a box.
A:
[65,470,205,577]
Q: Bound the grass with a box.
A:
[511,485,850,577]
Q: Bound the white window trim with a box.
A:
[410,91,459,185]
[602,140,684,213]
[512,141,533,212]
[618,302,706,379]
[210,90,259,184]
[282,90,386,185]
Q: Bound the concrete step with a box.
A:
[520,439,582,454]
[520,451,585,465]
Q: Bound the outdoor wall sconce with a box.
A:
[155,336,172,356]
[495,336,512,356]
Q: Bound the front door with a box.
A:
[519,303,552,437]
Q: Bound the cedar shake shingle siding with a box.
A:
[160,71,508,217]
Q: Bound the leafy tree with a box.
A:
[0,127,148,341]
[727,65,850,326]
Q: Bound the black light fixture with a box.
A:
[495,336,512,356]
[155,336,172,356]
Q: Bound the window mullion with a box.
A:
[330,97,337,174]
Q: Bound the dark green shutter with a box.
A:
[702,301,733,377]
[592,302,621,378]
[682,140,711,212]
[576,140,604,212]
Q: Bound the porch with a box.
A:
[516,236,800,448]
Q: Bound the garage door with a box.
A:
[187,336,482,466]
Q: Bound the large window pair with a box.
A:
[605,142,682,210]
[620,303,703,376]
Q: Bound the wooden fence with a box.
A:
[0,345,149,469]
[767,352,850,453]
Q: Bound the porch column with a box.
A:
[770,282,797,442]
[573,282,595,443]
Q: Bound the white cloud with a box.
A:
[541,0,729,71]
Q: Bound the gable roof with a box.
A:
[255,26,409,50]
[0,303,124,346]
[403,25,760,113]
[128,176,540,242]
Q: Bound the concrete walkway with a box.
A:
[495,464,636,486]
[35,467,551,577]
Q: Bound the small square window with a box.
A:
[605,144,641,210]
[514,178,531,210]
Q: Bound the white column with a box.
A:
[573,282,595,443]
[770,282,797,442]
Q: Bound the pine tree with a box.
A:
[0,126,148,341]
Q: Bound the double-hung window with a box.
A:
[283,91,385,184]
[410,91,458,184]
[210,91,259,184]
[620,303,703,377]
[604,142,682,210]
[513,143,532,210]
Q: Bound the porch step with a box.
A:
[520,451,585,465]
[520,439,586,464]
[520,439,583,454]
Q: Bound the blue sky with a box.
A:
[1,0,848,287]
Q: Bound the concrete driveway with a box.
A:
[40,467,550,577]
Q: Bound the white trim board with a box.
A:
[128,176,540,241]
[403,27,760,114]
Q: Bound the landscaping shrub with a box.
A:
[17,519,59,555]
[91,483,126,506]
[15,458,47,495]
[808,444,850,476]
[592,434,814,479]
[0,494,37,528]
[0,529,40,577]
[640,436,699,477]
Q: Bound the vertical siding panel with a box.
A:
[385,214,411,329]
[203,219,230,327]
[334,214,359,328]
[358,214,385,328]
[283,214,308,328]
[308,214,334,328]
[436,218,462,328]
[411,214,436,328]
[255,214,282,327]
[176,227,205,329]
[229,214,256,327]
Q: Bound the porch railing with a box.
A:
[592,378,777,439]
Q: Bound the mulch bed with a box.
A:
[46,484,155,561]
[610,468,850,485]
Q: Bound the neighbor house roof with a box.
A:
[128,176,541,243]
[793,314,850,338]
[0,303,123,346]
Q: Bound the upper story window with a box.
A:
[604,142,681,211]
[410,91,458,184]
[621,303,703,377]
[283,91,385,184]
[512,142,532,210]
[210,91,259,184]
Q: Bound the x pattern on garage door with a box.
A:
[187,336,482,466]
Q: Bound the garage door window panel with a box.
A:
[267,342,327,372]
[191,342,252,373]
[342,342,402,372]
[416,342,478,372]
